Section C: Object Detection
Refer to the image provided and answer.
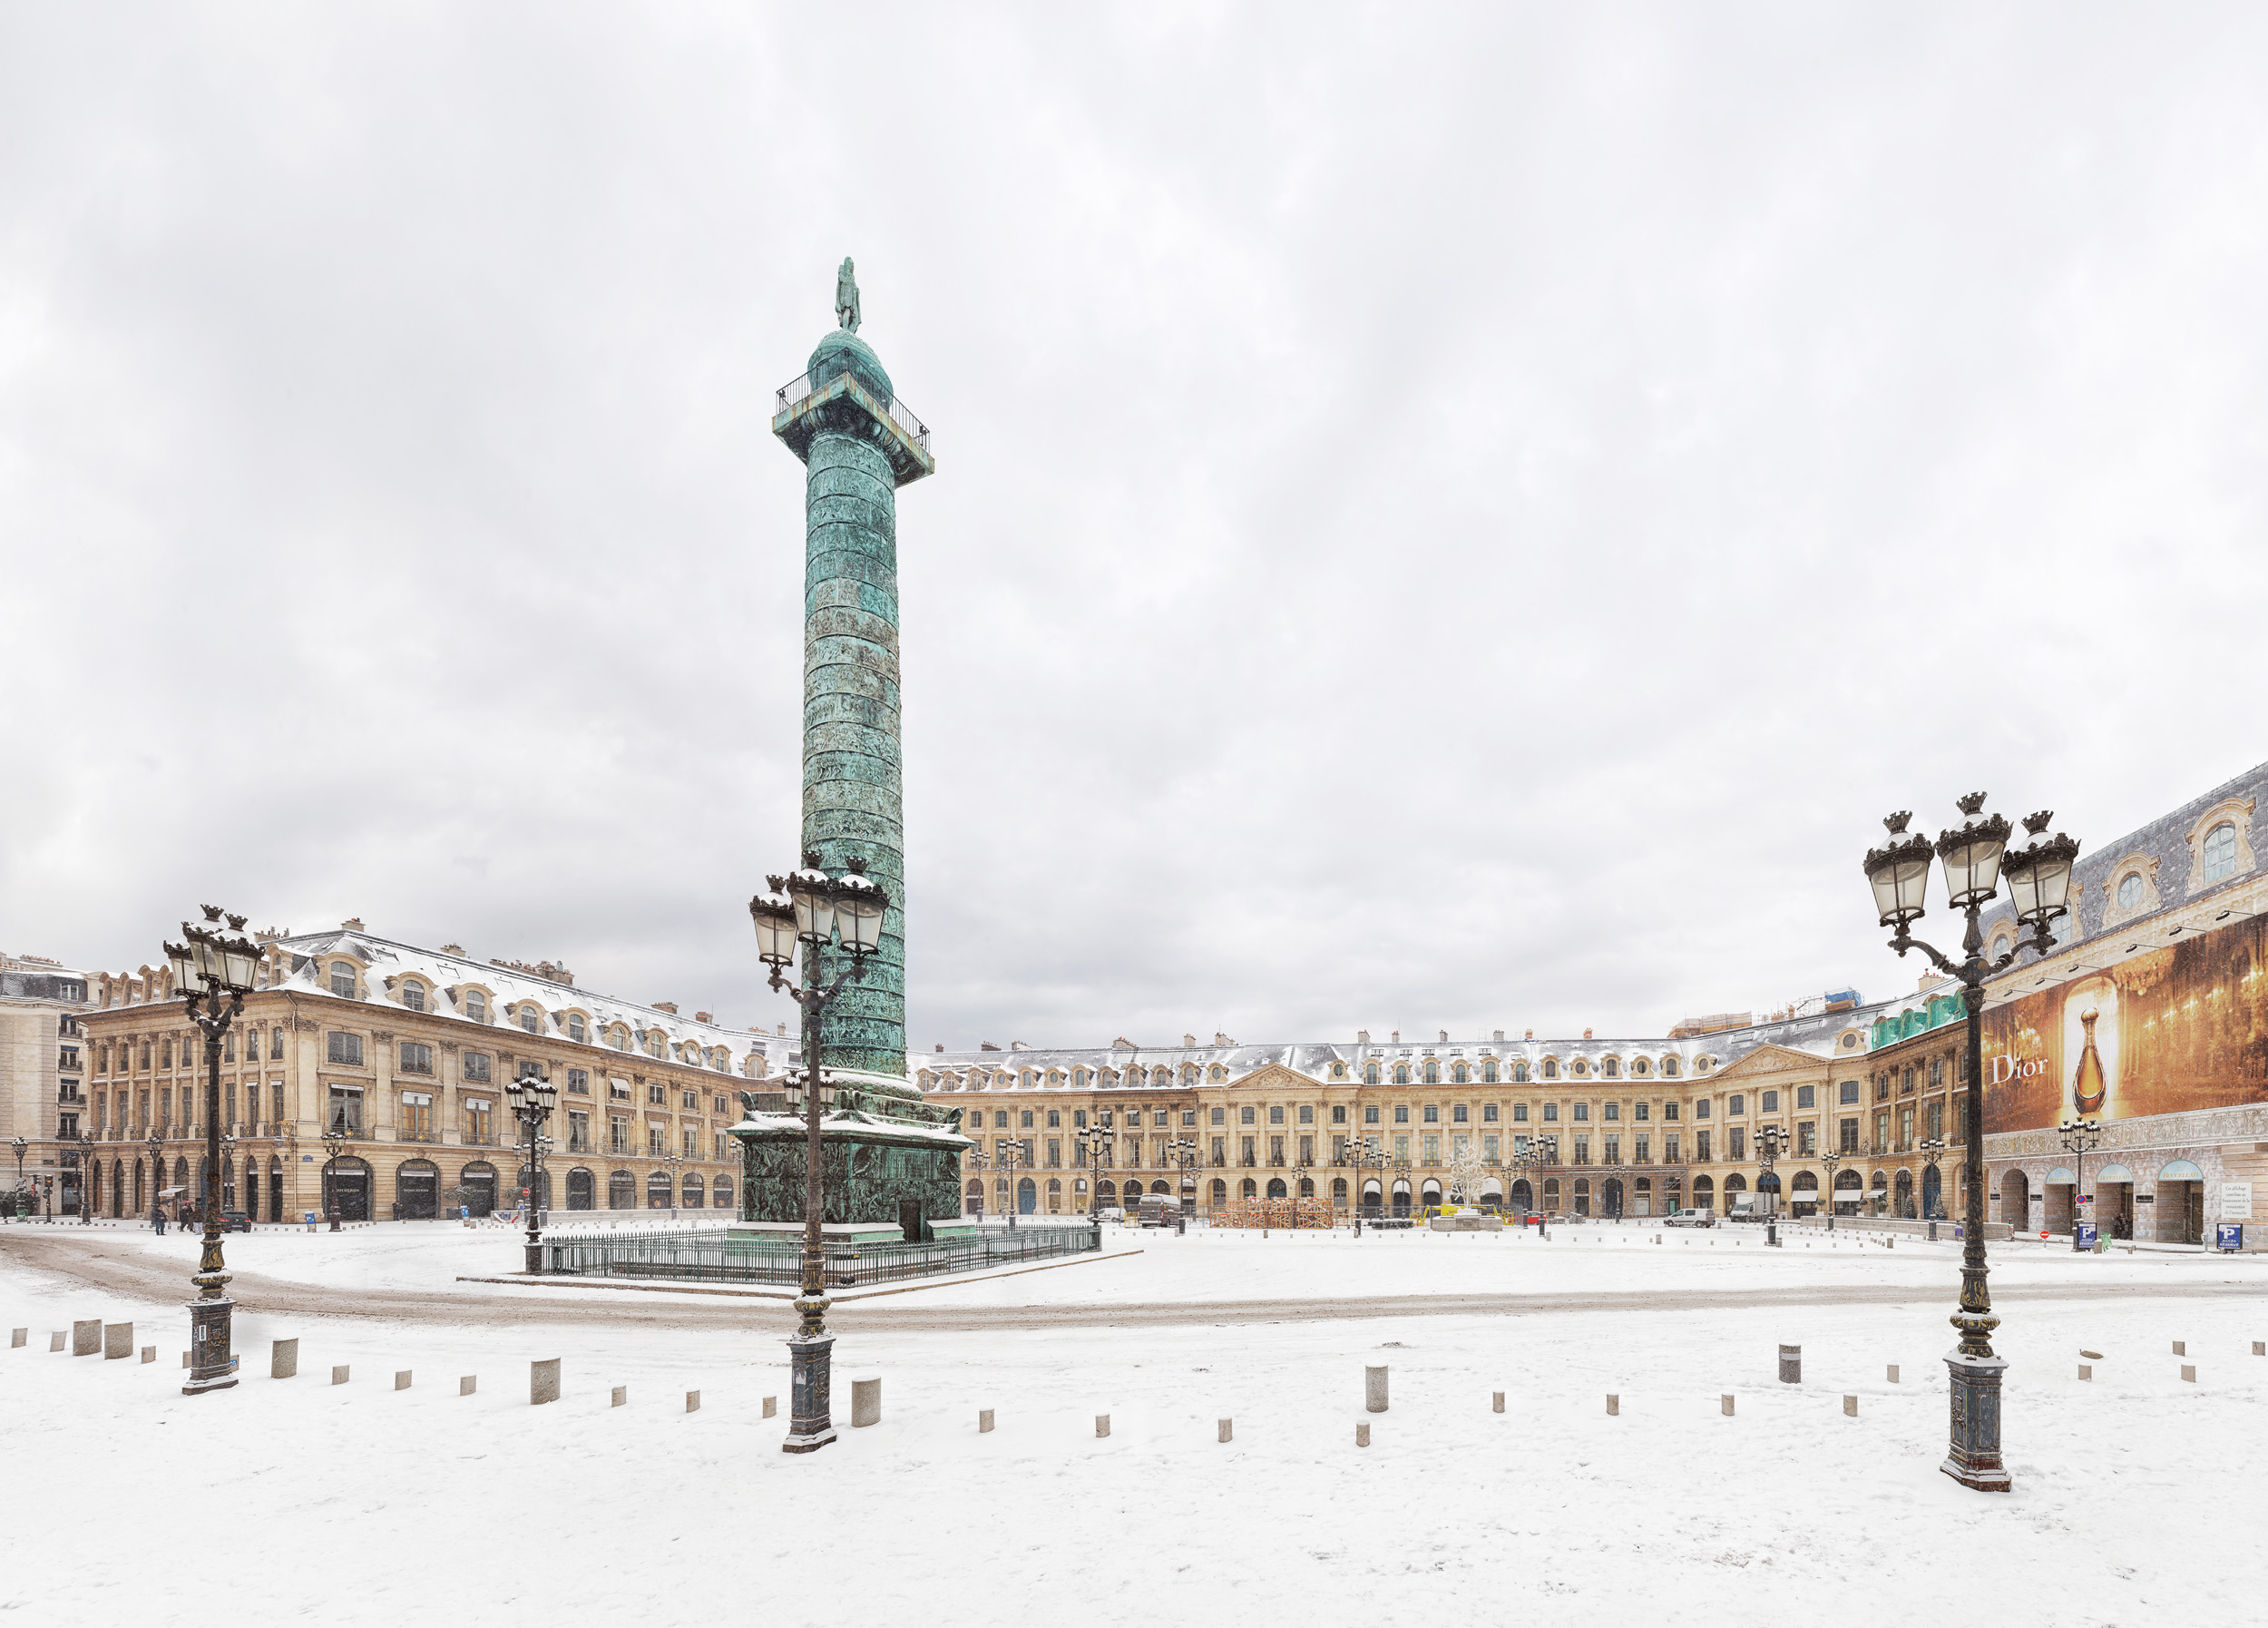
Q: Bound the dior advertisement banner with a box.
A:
[1982,915,2268,1134]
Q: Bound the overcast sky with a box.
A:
[5,5,2265,1053]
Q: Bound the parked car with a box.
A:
[1664,1207,1716,1228]
[216,1210,252,1232]
[1096,1206,1126,1223]
[1726,1196,1772,1223]
[1137,1194,1185,1228]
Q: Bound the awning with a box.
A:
[2095,1164,2135,1184]
[2158,1159,2205,1181]
[2045,1167,2076,1184]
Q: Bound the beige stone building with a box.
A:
[916,1015,1885,1222]
[73,923,789,1223]
[1,953,94,1213]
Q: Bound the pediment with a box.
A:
[1230,1062,1320,1092]
[1711,1044,1823,1079]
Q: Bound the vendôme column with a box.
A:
[771,259,934,1079]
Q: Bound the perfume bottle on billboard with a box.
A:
[2072,1008,2107,1114]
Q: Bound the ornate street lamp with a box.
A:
[1335,1134,1386,1237]
[42,1173,54,1222]
[320,1126,347,1231]
[1819,1147,1845,1232]
[1917,1137,1947,1238]
[1755,1125,1785,1247]
[748,851,890,1455]
[504,1074,558,1274]
[1530,1134,1560,1238]
[2057,1116,2103,1252]
[1077,1123,1113,1221]
[10,1135,26,1221]
[657,1143,686,1223]
[1287,1162,1312,1230]
[162,905,261,1396]
[992,1134,1030,1230]
[963,1146,991,1220]
[1162,1135,1199,1222]
[74,1128,97,1224]
[1863,797,2077,1494]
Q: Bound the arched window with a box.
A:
[1481,1060,1497,1084]
[400,981,426,1013]
[608,1170,635,1209]
[1541,1059,1559,1080]
[1602,1057,1619,1079]
[647,1172,672,1208]
[1512,1062,1529,1084]
[712,1175,732,1210]
[1364,1062,1381,1084]
[2116,872,2144,908]
[682,1174,703,1208]
[1452,1063,1468,1084]
[2204,821,2239,883]
[329,962,357,997]
[1210,1178,1227,1204]
[520,1006,540,1034]
[464,991,487,1023]
[1663,1057,1678,1078]
[1240,1178,1257,1198]
[567,1169,595,1209]
[1393,1064,1410,1085]
[568,1014,587,1043]
[1423,1061,1440,1085]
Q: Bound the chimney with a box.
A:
[653,1001,679,1015]
[1438,1030,1448,1044]
[441,943,465,957]
[341,917,364,931]
[1183,1033,1197,1047]
[695,1011,713,1025]
[980,1041,1001,1051]
[1583,1028,1593,1040]
[1357,1029,1370,1044]
[777,1023,787,1036]
[1493,1030,1505,1044]
[1525,1029,1533,1040]
[1011,1040,1030,1051]
[1213,1031,1235,1047]
[1113,1036,1138,1050]
[1391,1030,1400,1044]
[935,1043,944,1052]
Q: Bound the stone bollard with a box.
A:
[73,1319,102,1357]
[141,1346,154,1364]
[1779,1344,1801,1385]
[763,1396,777,1418]
[272,1339,298,1379]
[1843,1395,1857,1417]
[50,1331,65,1352]
[1218,1418,1233,1443]
[611,1386,627,1408]
[395,1371,412,1391]
[1365,1365,1389,1413]
[104,1323,132,1360]
[1721,1395,1735,1417]
[852,1376,881,1427]
[1096,1415,1111,1437]
[1492,1391,1505,1414]
[2181,1365,2196,1383]
[1886,1365,1900,1384]
[460,1376,477,1396]
[531,1358,561,1407]
[2254,1341,2264,1357]
[1355,1421,1370,1447]
[979,1409,994,1434]
[181,1350,190,1368]
[1607,1395,1619,1416]
[332,1366,350,1385]
[2173,1340,2186,1356]
[2078,1365,2092,1381]
[10,1328,24,1348]
[686,1391,700,1414]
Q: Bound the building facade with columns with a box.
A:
[1962,761,2268,1247]
[1,953,94,1213]
[73,923,791,1224]
[916,1010,1890,1221]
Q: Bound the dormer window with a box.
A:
[464,991,487,1024]
[329,962,356,998]
[568,1015,587,1044]
[611,1025,630,1051]
[520,1006,539,1035]
[400,981,426,1014]
[645,1031,663,1059]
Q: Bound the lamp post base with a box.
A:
[1941,1348,2010,1492]
[183,1293,239,1395]
[524,1241,543,1275]
[783,1331,836,1453]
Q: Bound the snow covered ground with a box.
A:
[4,1219,2263,1624]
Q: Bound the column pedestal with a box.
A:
[183,1293,239,1395]
[784,1331,837,1453]
[1941,1348,2009,1491]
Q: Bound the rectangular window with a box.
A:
[1634,1102,1648,1122]
[1331,1105,1346,1124]
[1422,1133,1441,1164]
[1365,1106,1381,1124]
[611,1116,629,1153]
[1728,1095,1745,1116]
[1541,1103,1558,1122]
[1664,1132,1679,1162]
[1928,1102,1945,1139]
[269,1029,282,1061]
[463,1052,492,1084]
[465,1099,493,1143]
[1210,1137,1225,1167]
[1573,1103,1589,1122]
[1393,1105,1410,1123]
[1481,1104,1499,1123]
[1761,1091,1778,1113]
[1422,1105,1439,1123]
[1210,1107,1225,1125]
[1796,1084,1815,1109]
[326,1033,364,1066]
[398,1042,434,1075]
[648,1124,664,1157]
[568,1015,587,1043]
[329,964,356,997]
[1298,1104,1314,1124]
[1240,1106,1256,1125]
[1604,1136,1620,1163]
[247,1084,259,1125]
[1573,1137,1589,1164]
[1634,1135,1648,1163]
[1602,1102,1618,1121]
[1797,1122,1817,1155]
[1900,1107,1914,1144]
[1298,1134,1313,1164]
[1874,1111,1890,1148]
[1240,1136,1256,1166]
[1394,1133,1410,1162]
[1840,1081,1861,1105]
[1663,1102,1679,1121]
[568,1069,590,1095]
[222,1034,235,1063]
[1841,1118,1859,1152]
[1482,1133,1500,1162]
[400,1093,433,1137]
[1511,1103,1528,1123]
[683,1127,696,1159]
[1268,1105,1284,1125]
[1729,1127,1745,1160]
[568,1111,590,1152]
[1181,1110,1196,1127]
[1269,1135,1285,1166]
[684,1090,699,1110]
[1695,1099,1710,1118]
[327,1085,363,1133]
[1696,1130,1710,1162]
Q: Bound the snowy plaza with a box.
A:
[5,1218,2264,1623]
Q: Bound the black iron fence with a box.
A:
[543,1222,1094,1287]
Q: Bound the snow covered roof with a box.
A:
[269,927,794,1077]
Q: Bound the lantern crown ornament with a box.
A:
[1863,814,1937,930]
[1934,795,2011,912]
